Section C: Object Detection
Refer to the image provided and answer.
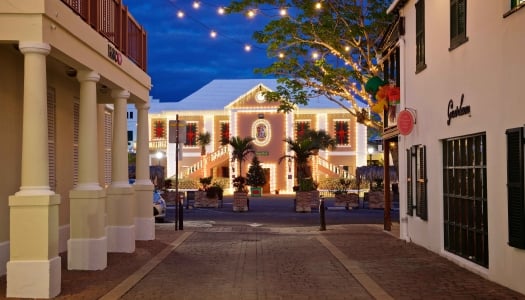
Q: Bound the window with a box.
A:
[450,0,468,49]
[185,122,197,146]
[220,122,230,145]
[406,145,427,219]
[127,111,134,119]
[443,133,488,267]
[152,119,166,139]
[506,127,525,249]
[512,0,525,9]
[295,121,310,139]
[334,120,349,145]
[415,0,426,71]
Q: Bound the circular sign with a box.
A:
[251,119,271,146]
[255,92,266,103]
[397,110,415,136]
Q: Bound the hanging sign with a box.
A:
[397,109,415,136]
[169,120,186,144]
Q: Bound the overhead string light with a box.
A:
[164,0,267,53]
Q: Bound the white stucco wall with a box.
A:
[397,0,525,294]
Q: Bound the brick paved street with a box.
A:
[1,196,524,299]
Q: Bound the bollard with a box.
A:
[178,193,184,230]
[319,196,326,231]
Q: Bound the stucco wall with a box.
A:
[398,0,525,294]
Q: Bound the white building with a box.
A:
[387,0,525,295]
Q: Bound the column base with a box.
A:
[67,236,107,270]
[0,240,8,276]
[6,256,61,299]
[135,217,155,241]
[107,225,135,253]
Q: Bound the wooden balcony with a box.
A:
[60,0,147,71]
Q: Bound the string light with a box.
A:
[177,10,184,18]
[217,7,225,15]
[315,2,322,10]
[312,52,319,60]
[210,30,217,38]
[192,1,200,9]
[244,44,252,52]
[279,8,287,16]
[278,52,285,59]
[247,9,256,18]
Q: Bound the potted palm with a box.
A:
[229,136,255,212]
[246,155,266,197]
[334,178,359,209]
[280,129,336,212]
[194,176,219,208]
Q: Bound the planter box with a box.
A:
[367,191,393,209]
[250,187,262,197]
[295,191,317,212]
[334,193,359,209]
[194,190,219,208]
[233,191,249,212]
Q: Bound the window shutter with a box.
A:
[506,127,525,249]
[47,87,56,192]
[407,148,413,216]
[416,145,428,220]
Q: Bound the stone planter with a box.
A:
[367,191,393,209]
[334,193,359,209]
[295,191,319,212]
[194,190,219,208]
[233,191,249,212]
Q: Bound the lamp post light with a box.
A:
[155,151,163,166]
[367,147,374,166]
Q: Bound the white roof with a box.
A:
[149,79,362,113]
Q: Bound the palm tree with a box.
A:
[228,136,255,174]
[197,132,211,156]
[279,130,337,190]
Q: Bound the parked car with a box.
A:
[153,190,166,223]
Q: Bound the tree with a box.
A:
[197,132,211,156]
[228,136,256,174]
[279,129,336,185]
[246,155,267,187]
[226,0,393,129]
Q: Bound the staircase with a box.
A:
[316,156,350,179]
[182,146,229,178]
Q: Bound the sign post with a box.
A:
[169,116,186,230]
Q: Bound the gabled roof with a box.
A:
[149,79,364,113]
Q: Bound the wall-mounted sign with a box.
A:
[447,94,470,126]
[108,44,122,65]
[255,151,269,156]
[397,109,415,135]
[252,119,271,146]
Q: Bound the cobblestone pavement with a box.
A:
[1,196,524,299]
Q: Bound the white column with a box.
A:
[77,71,103,190]
[107,89,135,252]
[7,41,61,299]
[68,70,107,271]
[111,90,131,187]
[134,102,155,240]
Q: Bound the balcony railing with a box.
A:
[61,0,147,71]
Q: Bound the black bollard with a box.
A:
[319,197,326,231]
[178,193,184,230]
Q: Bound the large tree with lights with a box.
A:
[227,0,393,130]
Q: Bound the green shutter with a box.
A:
[407,148,413,216]
[506,127,525,249]
[416,146,428,220]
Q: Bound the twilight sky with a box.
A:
[125,0,276,102]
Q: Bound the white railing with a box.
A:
[317,156,350,178]
[184,146,229,177]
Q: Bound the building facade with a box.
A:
[0,0,153,298]
[389,0,525,294]
[147,79,369,194]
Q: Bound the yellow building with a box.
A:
[148,79,369,194]
[0,0,152,298]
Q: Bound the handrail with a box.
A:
[317,156,350,178]
[60,0,147,71]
